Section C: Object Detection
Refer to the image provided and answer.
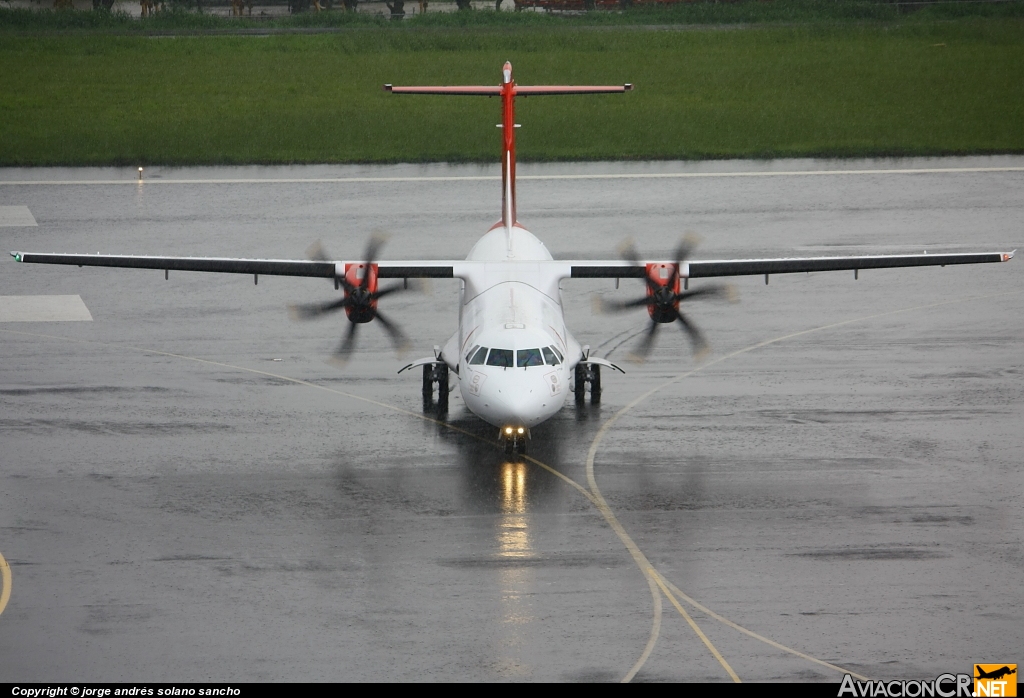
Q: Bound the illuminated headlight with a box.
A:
[517,427,524,434]
[505,427,513,434]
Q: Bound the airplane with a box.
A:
[976,666,1017,681]
[10,61,1015,454]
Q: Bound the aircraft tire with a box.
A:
[436,364,449,414]
[574,364,586,406]
[590,364,601,405]
[422,364,433,400]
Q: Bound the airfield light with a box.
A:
[138,167,143,181]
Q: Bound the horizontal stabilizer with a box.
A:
[515,85,633,95]
[384,84,632,96]
[384,85,501,96]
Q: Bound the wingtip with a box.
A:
[1004,249,1016,261]
[383,84,393,92]
[10,252,22,262]
[624,83,634,91]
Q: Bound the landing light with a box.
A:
[517,427,524,434]
[505,427,513,434]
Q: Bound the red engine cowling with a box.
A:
[645,262,680,322]
[343,262,379,323]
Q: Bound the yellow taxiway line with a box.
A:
[0,549,11,619]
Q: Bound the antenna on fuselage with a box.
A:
[384,64,633,257]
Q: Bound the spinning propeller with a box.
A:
[599,236,736,361]
[289,235,416,364]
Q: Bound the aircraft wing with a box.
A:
[12,250,1014,280]
[567,251,1014,279]
[9,252,456,279]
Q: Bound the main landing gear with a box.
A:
[574,362,601,406]
[422,362,449,414]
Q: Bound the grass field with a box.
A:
[1,15,1023,164]
[5,1,1024,31]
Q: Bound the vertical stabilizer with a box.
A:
[499,61,518,247]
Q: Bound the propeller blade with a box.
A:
[289,297,350,320]
[306,240,359,293]
[333,321,359,363]
[673,234,699,266]
[373,309,411,354]
[676,311,709,356]
[618,239,641,266]
[619,239,662,292]
[666,234,699,288]
[630,319,662,362]
[306,240,333,262]
[361,233,388,289]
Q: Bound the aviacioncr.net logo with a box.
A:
[839,674,973,697]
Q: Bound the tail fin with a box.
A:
[385,63,632,247]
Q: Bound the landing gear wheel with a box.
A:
[575,363,601,406]
[504,437,514,455]
[436,365,449,414]
[422,362,449,414]
[590,364,601,405]
[422,364,433,402]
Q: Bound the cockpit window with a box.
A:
[517,348,544,367]
[485,348,513,367]
[468,346,488,365]
[542,347,560,365]
[465,345,479,362]
[550,345,564,362]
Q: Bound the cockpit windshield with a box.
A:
[517,348,544,367]
[467,344,564,369]
[467,346,488,365]
[485,348,514,367]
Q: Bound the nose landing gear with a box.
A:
[422,362,449,414]
[500,426,530,455]
[574,362,601,406]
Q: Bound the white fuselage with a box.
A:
[442,225,581,429]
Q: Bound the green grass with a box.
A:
[1,19,1023,165]
[5,1,1024,32]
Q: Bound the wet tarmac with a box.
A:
[1,157,1022,681]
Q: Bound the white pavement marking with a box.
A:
[2,166,1024,186]
[0,295,93,322]
[0,206,38,226]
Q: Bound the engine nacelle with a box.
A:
[645,262,681,323]
[343,262,379,323]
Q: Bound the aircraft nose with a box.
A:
[494,373,560,427]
